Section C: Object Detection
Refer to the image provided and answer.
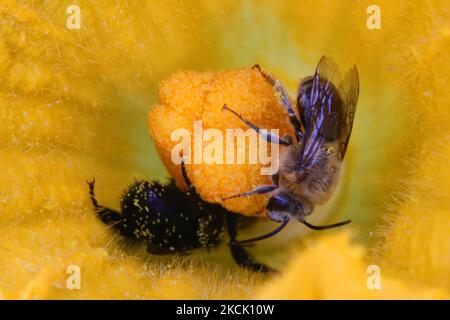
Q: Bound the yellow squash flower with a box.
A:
[0,0,448,299]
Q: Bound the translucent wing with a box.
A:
[297,56,359,170]
[337,65,359,159]
[297,56,339,170]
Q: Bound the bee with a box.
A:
[222,56,359,242]
[87,161,271,272]
[87,56,358,272]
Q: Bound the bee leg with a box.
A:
[86,179,122,226]
[252,65,303,140]
[180,159,193,189]
[272,172,279,185]
[221,184,278,201]
[222,104,292,145]
[252,64,276,85]
[226,212,272,273]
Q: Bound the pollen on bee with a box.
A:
[327,146,336,154]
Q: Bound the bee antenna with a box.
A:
[301,219,351,230]
[237,218,289,244]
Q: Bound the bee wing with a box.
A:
[298,57,359,169]
[337,65,359,159]
[298,56,340,170]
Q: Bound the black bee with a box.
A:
[87,161,271,272]
[222,56,359,242]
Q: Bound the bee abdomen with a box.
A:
[119,180,223,252]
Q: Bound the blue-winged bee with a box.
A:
[87,56,359,272]
[222,56,359,242]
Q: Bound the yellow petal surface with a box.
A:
[0,0,449,299]
[258,233,449,300]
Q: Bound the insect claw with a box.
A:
[252,64,261,71]
[86,178,95,188]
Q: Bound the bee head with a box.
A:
[267,193,312,222]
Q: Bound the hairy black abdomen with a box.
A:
[119,180,224,252]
